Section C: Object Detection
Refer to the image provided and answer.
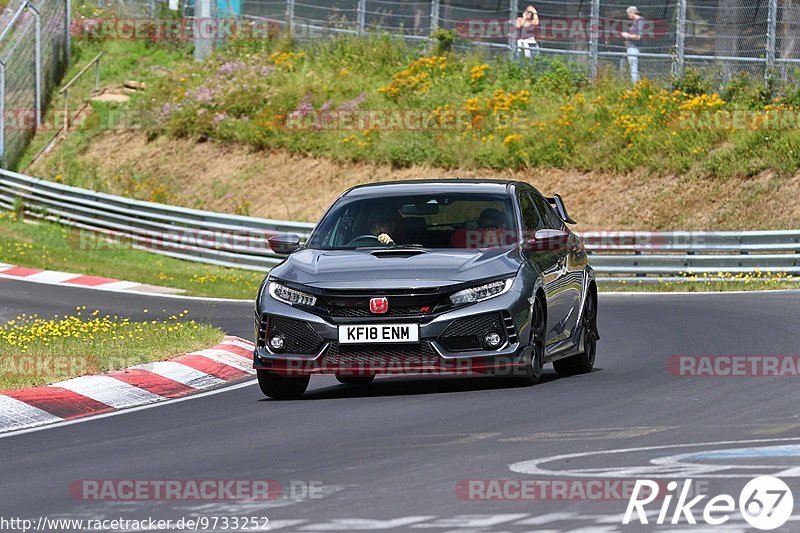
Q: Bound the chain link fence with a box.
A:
[63,0,800,86]
[0,0,68,169]
[199,0,800,85]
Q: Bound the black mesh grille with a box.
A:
[328,306,425,318]
[439,312,506,352]
[320,288,445,320]
[265,315,324,355]
[322,342,439,369]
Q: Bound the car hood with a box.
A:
[269,248,522,289]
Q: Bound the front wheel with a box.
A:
[553,289,597,376]
[257,370,310,400]
[518,296,545,385]
[336,375,375,385]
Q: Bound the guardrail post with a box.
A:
[357,0,366,35]
[508,0,518,58]
[0,61,5,166]
[286,0,295,36]
[29,3,43,127]
[675,0,686,78]
[430,0,439,32]
[766,0,777,83]
[589,0,599,81]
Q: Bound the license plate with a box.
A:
[338,323,420,344]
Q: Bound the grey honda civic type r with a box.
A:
[253,179,599,399]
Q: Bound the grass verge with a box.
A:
[0,214,264,299]
[600,275,800,292]
[0,309,224,389]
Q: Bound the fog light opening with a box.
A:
[269,335,286,351]
[483,331,503,349]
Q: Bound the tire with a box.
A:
[553,288,598,376]
[256,370,310,400]
[336,375,375,385]
[518,295,546,385]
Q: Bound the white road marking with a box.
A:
[192,348,255,373]
[221,338,257,351]
[131,361,227,389]
[411,514,530,528]
[0,395,62,430]
[92,281,141,290]
[26,271,78,283]
[52,375,165,409]
[0,380,257,439]
[301,516,437,530]
[509,437,800,479]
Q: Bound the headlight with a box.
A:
[268,282,317,306]
[449,278,513,306]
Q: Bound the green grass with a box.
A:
[26,33,800,191]
[0,213,264,299]
[133,35,800,179]
[600,277,800,292]
[0,310,224,389]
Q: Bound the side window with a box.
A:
[519,191,544,236]
[531,193,563,230]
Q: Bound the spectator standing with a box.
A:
[516,5,540,61]
[621,6,645,83]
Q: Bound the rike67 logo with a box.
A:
[624,476,794,530]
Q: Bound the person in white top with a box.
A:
[516,5,540,61]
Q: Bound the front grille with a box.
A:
[439,312,507,352]
[328,306,424,318]
[264,315,324,355]
[319,288,448,320]
[322,342,439,369]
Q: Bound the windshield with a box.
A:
[306,192,518,250]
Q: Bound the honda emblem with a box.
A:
[369,297,389,314]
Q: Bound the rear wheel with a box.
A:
[256,370,309,400]
[553,289,597,376]
[336,375,375,385]
[518,296,546,385]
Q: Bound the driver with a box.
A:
[368,211,397,245]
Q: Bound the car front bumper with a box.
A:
[253,280,534,376]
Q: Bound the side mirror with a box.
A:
[523,229,570,253]
[268,233,302,255]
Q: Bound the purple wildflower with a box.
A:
[337,92,367,112]
[194,86,213,103]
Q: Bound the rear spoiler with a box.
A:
[546,194,576,224]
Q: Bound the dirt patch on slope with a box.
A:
[37,130,800,230]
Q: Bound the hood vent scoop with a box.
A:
[370,248,428,258]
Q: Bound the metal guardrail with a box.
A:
[1,169,799,279]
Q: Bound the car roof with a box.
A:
[343,179,524,198]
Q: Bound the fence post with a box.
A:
[589,0,599,81]
[0,61,5,166]
[286,0,295,36]
[675,0,687,78]
[29,3,43,127]
[430,0,439,32]
[65,0,71,67]
[766,0,777,82]
[508,0,518,58]
[357,0,366,35]
[194,0,212,61]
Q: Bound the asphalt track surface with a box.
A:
[1,278,800,532]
